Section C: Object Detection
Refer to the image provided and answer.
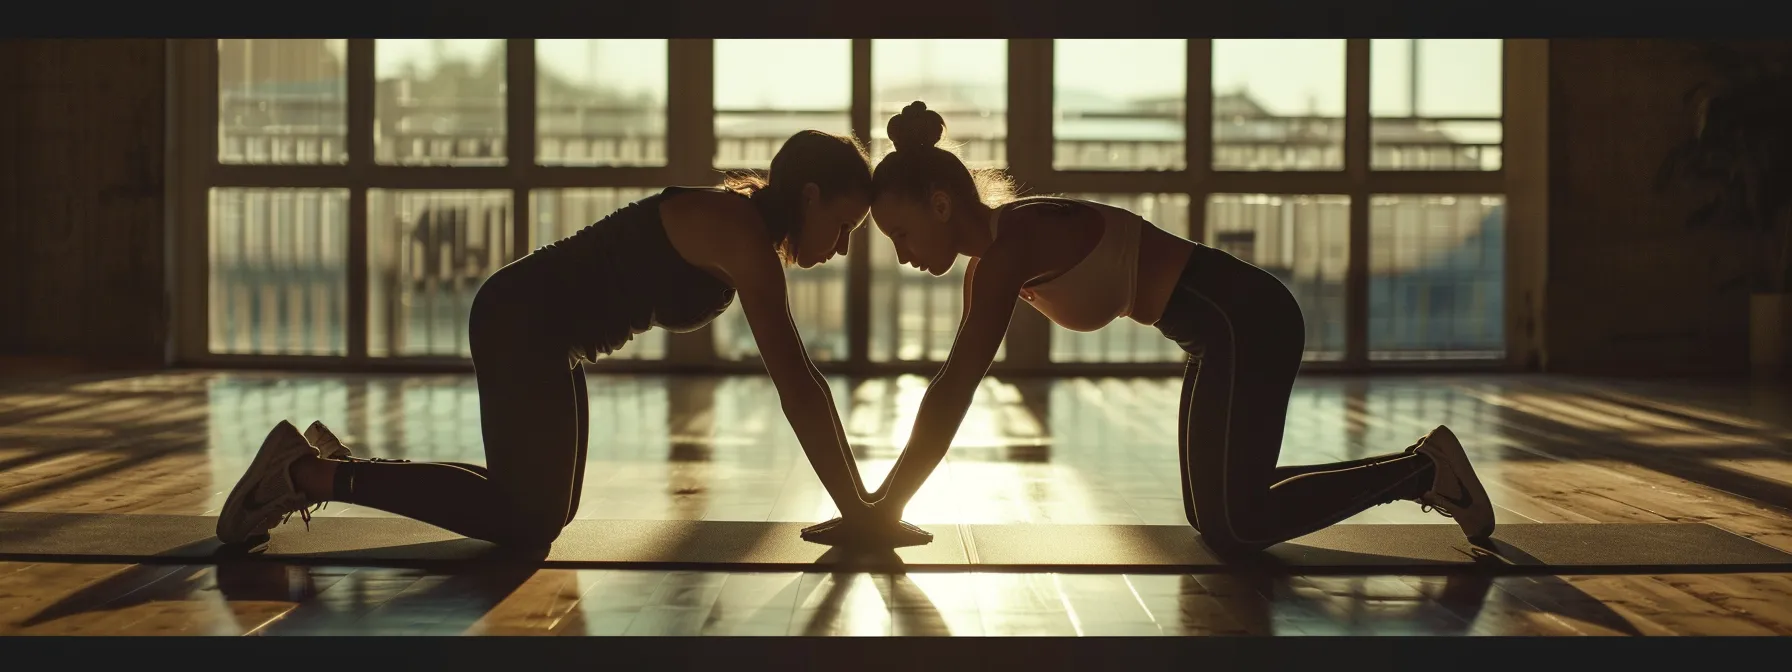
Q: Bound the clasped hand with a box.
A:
[800,500,933,548]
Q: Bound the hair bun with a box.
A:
[887,100,945,153]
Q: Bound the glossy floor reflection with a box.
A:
[3,371,1792,635]
[7,561,1792,636]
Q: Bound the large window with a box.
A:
[1371,40,1502,171]
[871,40,1008,167]
[217,39,347,165]
[185,39,1519,372]
[1206,194,1351,361]
[869,39,1011,363]
[708,40,853,361]
[366,190,512,358]
[374,39,507,167]
[207,188,349,355]
[713,39,851,170]
[537,40,669,167]
[1369,195,1505,360]
[1053,40,1187,172]
[1211,40,1346,172]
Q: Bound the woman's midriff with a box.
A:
[1127,222,1196,327]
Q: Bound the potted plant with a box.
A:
[1656,43,1792,379]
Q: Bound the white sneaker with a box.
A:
[215,420,323,545]
[1410,425,1496,540]
[303,421,353,460]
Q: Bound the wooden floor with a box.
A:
[3,371,1792,636]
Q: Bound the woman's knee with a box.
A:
[481,485,574,548]
[490,508,570,548]
[1187,511,1274,557]
[1195,527,1272,558]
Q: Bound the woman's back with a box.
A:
[532,186,737,360]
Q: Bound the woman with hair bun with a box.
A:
[805,101,1497,556]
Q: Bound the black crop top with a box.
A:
[533,186,738,362]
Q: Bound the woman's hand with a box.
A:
[800,518,932,548]
[800,503,932,548]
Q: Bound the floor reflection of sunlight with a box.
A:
[84,369,1781,532]
[0,425,114,440]
[793,574,890,636]
[24,372,1792,636]
[1553,379,1777,431]
[845,375,1116,525]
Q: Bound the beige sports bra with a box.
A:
[993,198,1144,332]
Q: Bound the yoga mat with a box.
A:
[3,512,1789,574]
[962,522,1792,572]
[0,513,968,569]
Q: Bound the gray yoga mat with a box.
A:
[0,513,969,569]
[961,522,1792,571]
[3,512,1789,574]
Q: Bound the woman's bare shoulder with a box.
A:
[997,196,1102,239]
[660,188,774,273]
[1000,196,1101,229]
[1005,195,1088,215]
[989,197,1104,279]
[662,187,754,223]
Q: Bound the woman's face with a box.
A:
[871,189,958,276]
[792,186,871,269]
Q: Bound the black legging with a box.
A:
[1155,244,1435,556]
[326,254,591,548]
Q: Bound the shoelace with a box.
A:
[335,455,411,464]
[1407,435,1456,518]
[271,500,326,532]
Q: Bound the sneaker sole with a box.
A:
[1421,426,1496,539]
[216,421,310,545]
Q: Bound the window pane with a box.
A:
[714,40,851,170]
[868,219,1006,363]
[529,188,667,360]
[1369,194,1505,360]
[208,188,349,355]
[1206,194,1349,360]
[711,260,850,362]
[1053,40,1186,171]
[1049,194,1190,363]
[218,40,347,165]
[1371,40,1503,171]
[537,40,668,167]
[1212,40,1346,172]
[375,39,506,166]
[708,40,854,357]
[872,39,1008,169]
[866,40,1009,363]
[368,190,513,357]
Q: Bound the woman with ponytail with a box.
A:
[804,102,1498,555]
[215,130,904,549]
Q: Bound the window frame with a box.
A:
[167,38,1549,376]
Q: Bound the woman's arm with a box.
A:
[869,245,1028,518]
[863,256,981,502]
[805,353,873,499]
[729,246,874,514]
